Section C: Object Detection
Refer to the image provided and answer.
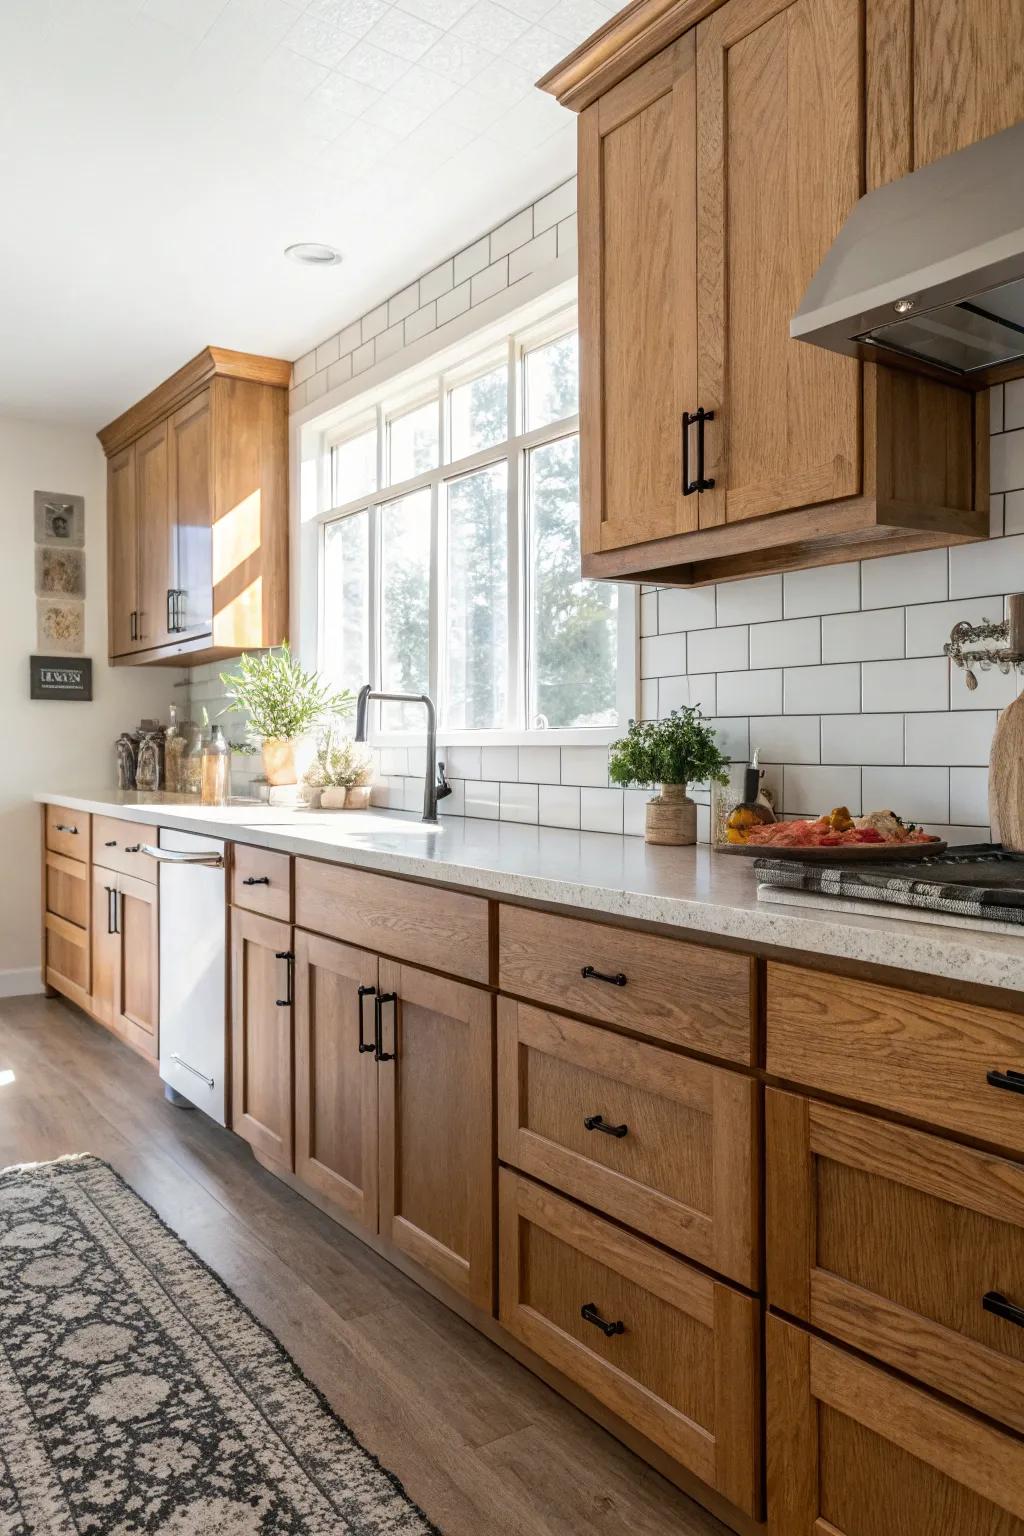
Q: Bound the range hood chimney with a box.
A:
[792,118,1024,385]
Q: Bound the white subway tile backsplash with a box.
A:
[717,669,781,716]
[861,657,948,712]
[1005,489,1024,536]
[659,586,717,633]
[905,596,997,657]
[861,548,948,609]
[821,714,904,766]
[641,631,686,678]
[751,617,820,669]
[991,427,1024,493]
[419,259,453,303]
[316,334,340,369]
[453,236,489,283]
[405,302,437,343]
[784,663,861,715]
[482,745,518,780]
[464,779,499,818]
[470,257,508,305]
[676,673,716,716]
[993,382,1006,433]
[949,534,1024,598]
[749,715,819,765]
[539,784,581,828]
[490,206,533,258]
[905,711,997,766]
[785,765,862,817]
[509,226,557,282]
[716,574,782,626]
[950,767,990,826]
[443,745,481,780]
[581,787,623,834]
[783,562,859,618]
[362,303,388,341]
[388,284,419,324]
[623,789,649,837]
[518,745,560,783]
[949,663,1019,710]
[688,625,746,674]
[707,716,750,761]
[640,678,658,719]
[533,179,576,233]
[640,591,658,637]
[863,766,948,822]
[437,281,471,324]
[560,746,608,786]
[500,781,538,822]
[822,607,904,663]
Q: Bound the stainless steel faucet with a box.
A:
[354,685,452,823]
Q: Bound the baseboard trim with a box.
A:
[0,967,46,999]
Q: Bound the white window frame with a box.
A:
[299,291,637,748]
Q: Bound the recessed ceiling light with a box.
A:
[285,242,343,267]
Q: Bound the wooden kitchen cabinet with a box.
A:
[99,347,290,667]
[546,0,990,586]
[88,865,158,1059]
[231,908,294,1171]
[91,865,117,1029]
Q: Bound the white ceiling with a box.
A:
[0,0,608,427]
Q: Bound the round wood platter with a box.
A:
[718,839,948,862]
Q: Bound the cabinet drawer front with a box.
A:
[499,905,755,1064]
[92,816,157,883]
[767,962,1024,1154]
[768,1316,1024,1533]
[45,914,90,997]
[45,804,90,860]
[233,844,292,921]
[498,999,758,1286]
[768,1089,1024,1435]
[45,851,89,930]
[295,859,490,984]
[499,1171,759,1515]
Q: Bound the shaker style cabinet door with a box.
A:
[231,909,294,1171]
[910,0,1024,170]
[107,442,138,657]
[695,0,863,527]
[90,865,118,1029]
[293,930,380,1233]
[577,31,699,557]
[133,419,174,652]
[167,388,213,644]
[113,872,159,1060]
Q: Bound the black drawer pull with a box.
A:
[357,984,377,1054]
[987,1068,1024,1095]
[55,823,78,834]
[983,1291,1024,1329]
[581,965,627,987]
[374,991,397,1062]
[580,1302,625,1338]
[104,840,117,847]
[243,875,270,886]
[584,1113,628,1139]
[275,950,294,1008]
[125,844,142,854]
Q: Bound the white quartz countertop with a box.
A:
[37,789,1024,995]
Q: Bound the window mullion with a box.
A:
[430,477,442,737]
[506,334,522,732]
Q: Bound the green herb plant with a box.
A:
[219,644,353,742]
[608,708,730,791]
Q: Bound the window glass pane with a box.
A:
[322,512,369,699]
[448,366,508,461]
[445,462,508,730]
[332,427,377,505]
[380,488,431,730]
[389,401,438,484]
[524,332,579,431]
[528,434,617,730]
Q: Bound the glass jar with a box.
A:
[180,726,203,796]
[201,724,230,807]
[164,704,187,794]
[136,731,162,792]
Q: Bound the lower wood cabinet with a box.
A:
[290,929,495,1310]
[91,865,158,1060]
[231,909,294,1170]
[768,1315,1024,1535]
[499,1169,760,1518]
[44,851,91,1004]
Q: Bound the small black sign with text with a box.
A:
[30,655,92,701]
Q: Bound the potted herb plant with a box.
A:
[608,708,730,846]
[219,644,354,787]
[302,737,376,809]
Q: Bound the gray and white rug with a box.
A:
[0,1156,440,1535]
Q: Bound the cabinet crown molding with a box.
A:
[538,0,722,110]
[98,346,292,457]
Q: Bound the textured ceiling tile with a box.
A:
[312,69,385,115]
[219,0,299,44]
[450,0,529,51]
[306,0,389,38]
[362,89,435,133]
[139,0,229,42]
[363,7,441,61]
[430,84,506,131]
[389,61,461,106]
[394,0,475,26]
[503,22,565,74]
[418,32,494,83]
[541,0,611,42]
[472,53,534,106]
[335,37,412,88]
[284,11,360,65]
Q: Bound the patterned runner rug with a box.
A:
[0,1155,440,1535]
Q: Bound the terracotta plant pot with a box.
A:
[262,738,297,786]
[645,782,697,846]
[345,784,372,809]
[320,786,348,809]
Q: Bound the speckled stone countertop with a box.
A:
[37,790,1024,995]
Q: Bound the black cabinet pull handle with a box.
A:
[125,844,142,854]
[681,407,715,495]
[112,889,120,936]
[104,840,117,847]
[581,965,627,987]
[243,875,270,886]
[580,1302,625,1338]
[584,1114,628,1138]
[357,984,377,1054]
[105,886,115,936]
[983,1291,1024,1328]
[374,991,397,1062]
[166,589,175,634]
[987,1069,1024,1095]
[275,950,294,1008]
[130,610,138,641]
[55,823,78,834]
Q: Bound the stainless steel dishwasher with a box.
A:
[139,828,228,1124]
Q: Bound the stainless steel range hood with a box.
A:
[791,118,1024,385]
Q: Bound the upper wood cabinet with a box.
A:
[98,347,290,667]
[544,0,995,585]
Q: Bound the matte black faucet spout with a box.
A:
[354,684,443,824]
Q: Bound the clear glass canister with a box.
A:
[201,724,230,807]
[164,704,186,794]
[181,725,203,796]
[136,731,162,792]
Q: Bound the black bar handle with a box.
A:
[681,411,693,495]
[166,589,174,634]
[580,1302,625,1338]
[130,610,138,641]
[696,406,714,491]
[55,823,78,834]
[374,991,397,1062]
[125,844,142,854]
[581,965,627,987]
[112,889,120,936]
[174,590,185,632]
[682,408,715,494]
[243,876,271,886]
[987,1068,1024,1095]
[357,984,377,1054]
[275,950,294,1008]
[983,1291,1024,1329]
[584,1114,629,1139]
[106,886,115,936]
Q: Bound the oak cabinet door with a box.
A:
[134,420,174,652]
[113,872,158,1060]
[167,389,213,643]
[911,0,1024,169]
[107,443,138,657]
[768,1315,1024,1534]
[578,32,699,556]
[695,0,862,526]
[294,930,379,1232]
[90,866,117,1028]
[378,960,494,1311]
[232,909,294,1170]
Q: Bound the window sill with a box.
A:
[370,727,622,750]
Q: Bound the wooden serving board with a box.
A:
[989,693,1024,851]
[719,840,947,862]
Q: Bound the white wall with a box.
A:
[1,417,177,995]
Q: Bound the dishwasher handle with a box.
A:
[138,843,224,868]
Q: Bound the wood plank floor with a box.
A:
[0,994,729,1536]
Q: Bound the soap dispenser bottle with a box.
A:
[201,724,230,807]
